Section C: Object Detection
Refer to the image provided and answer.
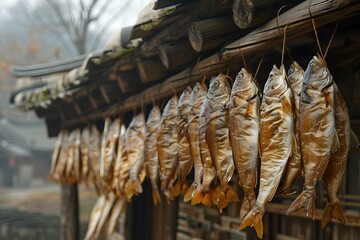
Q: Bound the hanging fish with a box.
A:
[173,86,193,197]
[88,125,102,192]
[145,106,162,205]
[117,126,130,196]
[241,65,294,239]
[203,74,238,213]
[321,84,359,228]
[80,126,91,184]
[287,55,339,219]
[49,130,66,180]
[99,118,111,186]
[112,124,126,196]
[157,95,178,202]
[229,68,260,220]
[124,113,146,200]
[84,194,106,240]
[184,82,207,202]
[106,197,126,238]
[93,193,116,239]
[277,61,304,196]
[191,84,221,209]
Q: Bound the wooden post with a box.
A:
[60,184,79,240]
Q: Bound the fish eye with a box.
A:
[214,81,220,87]
[238,73,243,79]
[288,67,294,74]
[269,73,274,78]
[310,61,316,68]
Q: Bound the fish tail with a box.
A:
[240,208,264,239]
[218,191,226,214]
[124,179,143,200]
[202,192,212,209]
[226,187,239,203]
[321,200,346,229]
[169,181,181,199]
[152,188,162,205]
[184,183,196,202]
[180,183,189,196]
[286,191,316,219]
[191,189,204,205]
[275,187,297,198]
[240,195,256,220]
[210,185,220,206]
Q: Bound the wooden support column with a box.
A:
[60,184,79,240]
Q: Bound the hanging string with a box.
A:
[281,24,288,67]
[254,55,264,80]
[276,5,293,64]
[324,21,339,59]
[308,0,325,60]
[240,48,248,71]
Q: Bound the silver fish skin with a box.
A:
[145,106,162,204]
[287,55,338,219]
[229,68,260,220]
[277,61,304,196]
[157,95,179,201]
[241,65,294,239]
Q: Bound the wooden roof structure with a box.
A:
[10,0,360,139]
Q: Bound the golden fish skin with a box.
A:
[124,113,146,199]
[145,106,162,205]
[94,193,116,239]
[106,197,126,238]
[191,90,218,209]
[229,68,260,220]
[184,82,207,202]
[80,126,91,184]
[175,86,193,197]
[53,130,69,183]
[118,126,129,196]
[100,118,111,186]
[277,61,304,196]
[241,65,294,239]
[88,125,102,193]
[84,194,106,240]
[287,55,338,219]
[50,130,66,180]
[157,95,179,201]
[321,83,359,228]
[204,74,237,213]
[112,124,126,196]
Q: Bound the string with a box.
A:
[308,0,325,60]
[240,48,248,70]
[324,21,339,59]
[281,24,288,66]
[254,55,264,80]
[276,5,292,65]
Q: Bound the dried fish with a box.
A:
[287,55,339,220]
[93,193,116,239]
[184,82,207,202]
[107,198,126,238]
[84,194,106,240]
[112,124,126,196]
[145,106,162,205]
[124,113,146,200]
[321,83,359,228]
[100,118,112,187]
[80,126,91,184]
[229,68,260,220]
[241,65,294,239]
[173,86,193,197]
[89,125,102,192]
[157,95,179,201]
[49,130,66,180]
[277,62,304,197]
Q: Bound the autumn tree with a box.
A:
[21,0,133,55]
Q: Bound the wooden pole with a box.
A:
[60,184,79,240]
[61,0,360,129]
[187,16,242,52]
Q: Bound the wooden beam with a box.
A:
[158,40,198,71]
[61,0,359,129]
[60,184,79,240]
[187,16,243,52]
[153,0,195,10]
[140,0,234,57]
[136,57,169,83]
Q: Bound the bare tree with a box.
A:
[21,0,133,55]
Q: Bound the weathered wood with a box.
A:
[117,70,142,93]
[140,0,234,57]
[188,16,243,52]
[136,57,169,83]
[232,0,303,29]
[61,0,359,129]
[153,0,195,10]
[60,184,79,240]
[158,40,198,70]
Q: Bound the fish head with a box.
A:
[288,61,304,85]
[301,55,332,103]
[179,86,192,105]
[192,82,207,98]
[263,64,287,97]
[131,112,145,128]
[148,105,161,122]
[163,95,178,116]
[232,68,258,100]
[207,74,231,103]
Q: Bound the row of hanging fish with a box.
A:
[50,54,359,239]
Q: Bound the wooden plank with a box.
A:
[153,0,195,10]
[61,0,360,129]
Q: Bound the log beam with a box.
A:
[61,0,360,129]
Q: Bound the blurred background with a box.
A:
[0,0,146,238]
